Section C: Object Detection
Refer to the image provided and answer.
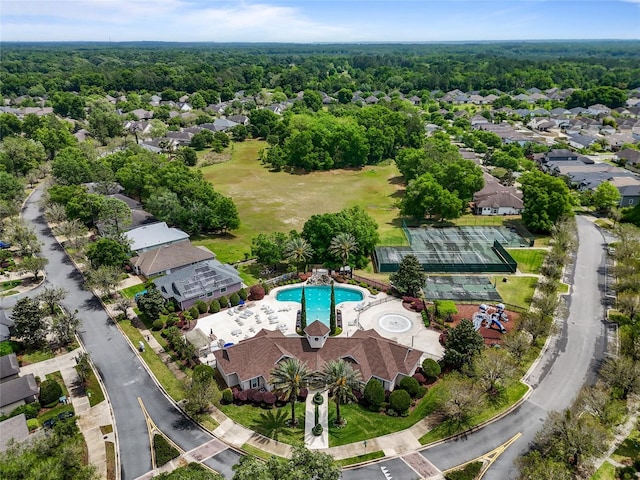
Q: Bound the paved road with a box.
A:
[0,186,221,479]
[344,215,609,480]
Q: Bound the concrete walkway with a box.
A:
[20,348,115,480]
[304,390,328,449]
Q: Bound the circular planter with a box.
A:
[313,392,324,405]
[312,423,323,436]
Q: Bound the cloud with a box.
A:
[1,0,351,41]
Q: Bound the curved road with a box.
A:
[344,215,609,480]
[3,188,609,479]
[0,186,241,479]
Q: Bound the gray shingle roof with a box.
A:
[131,241,215,277]
[0,354,19,381]
[0,374,38,409]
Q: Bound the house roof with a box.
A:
[617,148,640,164]
[154,259,242,303]
[473,174,523,209]
[0,414,30,452]
[0,353,20,381]
[124,222,189,252]
[130,240,216,277]
[214,328,423,387]
[304,320,329,337]
[0,374,38,409]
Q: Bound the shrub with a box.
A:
[189,306,200,319]
[399,376,421,398]
[363,379,385,410]
[388,389,411,415]
[8,402,40,419]
[413,373,426,385]
[422,358,441,383]
[229,292,241,306]
[253,391,264,405]
[434,300,458,321]
[238,288,248,301]
[153,434,179,466]
[218,295,229,308]
[445,461,482,480]
[39,379,63,407]
[152,319,164,331]
[222,388,233,405]
[236,390,248,403]
[416,386,427,399]
[262,392,276,407]
[261,282,270,294]
[208,300,221,313]
[249,284,265,301]
[26,418,39,431]
[165,314,178,327]
[195,300,208,314]
[246,389,257,402]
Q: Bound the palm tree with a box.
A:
[283,237,314,274]
[322,358,363,427]
[270,358,311,426]
[328,233,358,271]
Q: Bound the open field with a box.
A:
[195,140,406,263]
[490,275,538,310]
[506,248,547,274]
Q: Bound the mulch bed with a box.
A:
[425,304,520,347]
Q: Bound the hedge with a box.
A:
[422,358,441,382]
[39,379,63,407]
[388,389,411,415]
[195,300,208,314]
[153,434,180,466]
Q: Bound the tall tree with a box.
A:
[322,358,363,427]
[329,282,336,335]
[442,319,485,370]
[283,236,313,274]
[97,197,132,236]
[300,286,307,331]
[52,309,81,347]
[85,238,129,268]
[18,255,48,281]
[0,136,47,176]
[401,173,463,220]
[328,232,358,270]
[11,297,46,350]
[520,170,573,233]
[185,365,216,415]
[37,286,68,316]
[389,254,426,297]
[84,265,122,298]
[592,181,621,214]
[270,358,311,427]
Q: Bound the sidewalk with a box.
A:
[20,348,115,480]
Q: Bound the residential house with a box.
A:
[470,115,489,127]
[103,193,156,231]
[569,107,588,117]
[0,355,39,415]
[0,414,31,452]
[227,115,249,126]
[568,133,598,150]
[0,309,12,342]
[472,174,524,216]
[200,118,239,132]
[213,321,424,392]
[618,148,640,172]
[124,222,190,254]
[153,259,243,310]
[587,104,612,117]
[206,103,227,115]
[130,240,216,278]
[130,109,153,120]
[364,95,379,104]
[165,131,193,146]
[610,177,640,207]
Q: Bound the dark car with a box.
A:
[43,418,58,429]
[0,241,11,249]
[58,410,75,421]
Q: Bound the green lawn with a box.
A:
[590,461,615,480]
[451,215,520,227]
[1,279,21,292]
[118,320,187,401]
[419,381,529,444]
[490,275,538,310]
[327,386,442,447]
[121,283,147,299]
[46,371,69,397]
[611,428,640,464]
[195,140,407,263]
[336,451,385,467]
[20,349,55,364]
[219,401,306,446]
[506,248,546,274]
[85,365,106,407]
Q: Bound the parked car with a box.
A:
[0,241,11,249]
[43,418,57,429]
[58,410,75,420]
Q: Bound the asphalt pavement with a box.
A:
[5,185,218,479]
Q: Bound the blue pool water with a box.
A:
[276,285,364,325]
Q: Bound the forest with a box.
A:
[1,41,639,98]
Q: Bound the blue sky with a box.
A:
[1,0,639,42]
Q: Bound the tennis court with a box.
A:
[423,275,503,302]
[374,226,526,273]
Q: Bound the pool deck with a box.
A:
[195,284,444,366]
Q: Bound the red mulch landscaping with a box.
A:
[436,304,520,347]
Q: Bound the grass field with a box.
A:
[506,248,547,274]
[590,461,615,480]
[195,140,406,263]
[121,283,146,299]
[490,275,538,310]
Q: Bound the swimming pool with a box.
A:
[276,285,364,325]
